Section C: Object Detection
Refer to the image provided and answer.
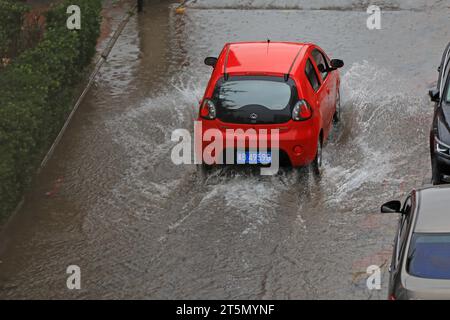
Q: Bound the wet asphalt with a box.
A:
[0,0,449,299]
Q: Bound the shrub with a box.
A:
[0,0,102,220]
[0,0,30,61]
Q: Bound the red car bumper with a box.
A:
[197,118,319,167]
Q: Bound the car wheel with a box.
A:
[197,163,211,180]
[432,157,442,185]
[312,138,323,176]
[333,90,341,123]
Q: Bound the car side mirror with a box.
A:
[429,89,440,103]
[381,200,402,213]
[204,57,218,68]
[330,59,344,70]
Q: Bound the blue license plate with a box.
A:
[236,151,272,164]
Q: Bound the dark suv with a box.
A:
[429,42,450,184]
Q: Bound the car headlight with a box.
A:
[436,137,450,155]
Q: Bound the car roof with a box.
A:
[415,185,450,233]
[222,42,309,76]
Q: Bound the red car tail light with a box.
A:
[292,100,312,121]
[200,99,217,120]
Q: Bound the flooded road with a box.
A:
[1,0,450,299]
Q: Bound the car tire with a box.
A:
[333,90,341,124]
[311,138,323,176]
[432,157,442,185]
[197,163,211,180]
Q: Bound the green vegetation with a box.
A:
[0,0,102,220]
[0,0,30,60]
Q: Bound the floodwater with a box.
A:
[0,0,449,299]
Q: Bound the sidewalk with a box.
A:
[97,0,135,53]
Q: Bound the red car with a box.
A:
[197,41,343,174]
